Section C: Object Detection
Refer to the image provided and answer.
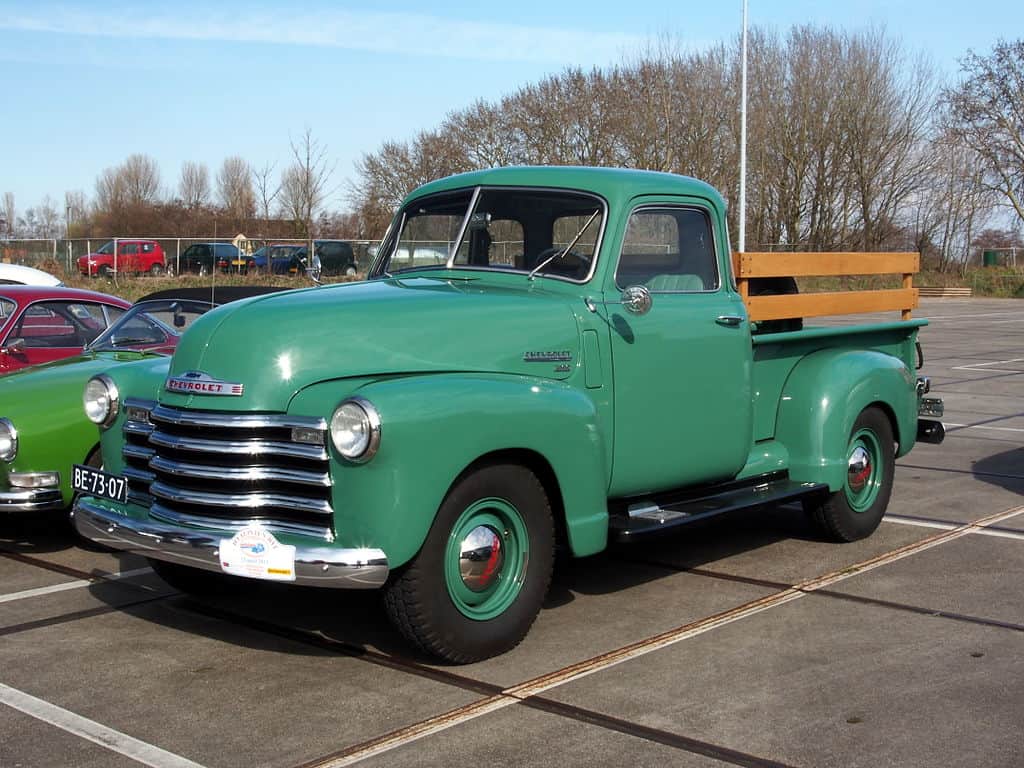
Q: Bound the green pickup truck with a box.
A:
[72,167,944,662]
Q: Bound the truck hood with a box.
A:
[163,276,582,412]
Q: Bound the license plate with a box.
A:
[72,464,128,503]
[219,526,296,581]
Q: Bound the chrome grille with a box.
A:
[121,400,333,537]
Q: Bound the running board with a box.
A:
[609,478,828,542]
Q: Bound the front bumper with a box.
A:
[72,498,389,589]
[0,485,64,512]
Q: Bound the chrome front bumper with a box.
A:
[0,485,64,512]
[72,498,389,589]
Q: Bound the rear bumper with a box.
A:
[72,497,389,589]
[0,485,64,512]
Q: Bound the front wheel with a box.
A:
[384,463,554,663]
[804,406,895,542]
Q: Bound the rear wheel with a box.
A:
[149,263,163,277]
[804,406,895,542]
[384,463,554,662]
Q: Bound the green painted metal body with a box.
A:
[0,351,167,507]
[84,167,928,571]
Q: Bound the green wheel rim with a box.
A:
[445,497,528,620]
[845,428,882,513]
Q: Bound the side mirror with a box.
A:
[621,285,653,316]
[1,338,26,355]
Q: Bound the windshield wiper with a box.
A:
[528,208,601,281]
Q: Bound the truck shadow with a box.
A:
[971,445,1024,493]
[80,503,815,663]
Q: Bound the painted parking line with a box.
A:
[0,567,153,604]
[886,515,1024,541]
[952,357,1024,373]
[0,683,206,768]
[944,422,1024,435]
[317,504,1024,767]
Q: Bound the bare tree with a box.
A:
[277,129,335,236]
[944,39,1024,224]
[217,156,256,222]
[121,153,163,206]
[1,192,14,238]
[179,161,210,208]
[252,160,280,224]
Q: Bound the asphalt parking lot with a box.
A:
[1,297,1021,768]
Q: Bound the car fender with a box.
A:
[775,348,916,491]
[290,373,610,568]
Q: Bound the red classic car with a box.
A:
[77,240,168,277]
[0,286,131,374]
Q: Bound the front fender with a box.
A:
[289,374,609,569]
[775,348,916,491]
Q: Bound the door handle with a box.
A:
[715,315,744,327]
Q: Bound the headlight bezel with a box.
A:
[0,417,18,462]
[329,396,381,464]
[84,374,120,428]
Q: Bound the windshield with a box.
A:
[374,187,605,282]
[96,241,115,255]
[88,298,214,353]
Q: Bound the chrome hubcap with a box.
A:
[847,446,872,493]
[458,525,504,592]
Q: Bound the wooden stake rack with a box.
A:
[733,252,920,322]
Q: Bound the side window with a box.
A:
[616,207,718,292]
[0,297,13,320]
[11,302,94,347]
[142,243,154,253]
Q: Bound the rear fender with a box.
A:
[775,348,916,491]
[290,374,609,569]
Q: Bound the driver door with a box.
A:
[606,201,752,497]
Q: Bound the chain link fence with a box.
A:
[0,237,379,280]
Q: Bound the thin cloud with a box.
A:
[1,7,642,64]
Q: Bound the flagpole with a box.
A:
[738,0,748,254]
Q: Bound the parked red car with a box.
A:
[0,286,131,374]
[78,240,168,277]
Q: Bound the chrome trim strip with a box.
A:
[123,466,156,484]
[149,455,330,487]
[124,421,154,437]
[150,503,331,540]
[149,481,332,515]
[148,431,328,461]
[123,444,155,460]
[446,185,482,269]
[73,498,388,589]
[150,404,326,431]
[127,490,154,506]
[0,485,64,511]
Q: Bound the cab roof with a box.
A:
[405,166,726,210]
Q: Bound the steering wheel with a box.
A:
[534,247,592,276]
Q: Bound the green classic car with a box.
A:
[73,167,944,662]
[0,288,282,516]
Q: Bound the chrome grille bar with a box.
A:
[150,404,326,431]
[149,455,330,487]
[149,431,328,461]
[150,503,332,540]
[150,481,332,516]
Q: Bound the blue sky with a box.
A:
[1,0,1020,215]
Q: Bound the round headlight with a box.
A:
[0,417,17,462]
[84,375,119,427]
[330,397,381,463]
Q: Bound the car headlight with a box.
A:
[0,418,17,461]
[84,375,119,427]
[330,397,381,463]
